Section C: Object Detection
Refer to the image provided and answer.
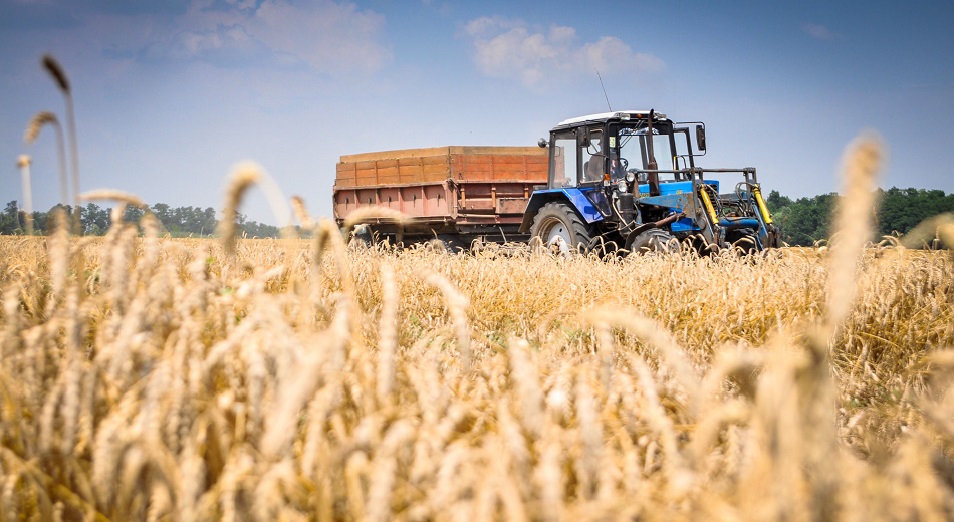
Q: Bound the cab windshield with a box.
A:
[615,126,676,175]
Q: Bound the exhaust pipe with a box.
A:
[646,109,660,196]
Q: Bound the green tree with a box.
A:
[80,203,109,235]
[1,201,24,234]
[772,193,837,246]
[31,210,50,234]
[766,190,792,212]
[123,206,145,225]
[45,204,75,234]
[877,187,954,238]
[242,221,280,238]
[173,206,218,236]
[199,207,217,236]
[151,203,176,235]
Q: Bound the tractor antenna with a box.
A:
[596,70,612,111]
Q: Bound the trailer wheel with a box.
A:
[529,202,591,253]
[348,224,376,248]
[626,229,678,253]
[426,235,466,254]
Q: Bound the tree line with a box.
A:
[766,187,954,246]
[0,201,282,238]
[2,187,953,245]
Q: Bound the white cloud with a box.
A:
[141,23,276,67]
[224,0,257,10]
[801,23,843,41]
[124,0,391,74]
[248,0,391,75]
[464,17,663,89]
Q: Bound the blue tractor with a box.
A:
[520,110,781,254]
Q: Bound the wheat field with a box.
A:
[1,139,953,521]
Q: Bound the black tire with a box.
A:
[585,236,622,258]
[768,225,783,249]
[529,202,591,253]
[626,228,678,253]
[729,232,760,255]
[425,235,466,254]
[348,224,375,248]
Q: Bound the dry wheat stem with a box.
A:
[24,111,69,206]
[217,163,261,255]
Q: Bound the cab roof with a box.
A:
[554,110,668,128]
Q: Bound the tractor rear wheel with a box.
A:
[626,228,678,253]
[530,202,591,253]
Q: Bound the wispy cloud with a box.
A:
[249,0,392,74]
[106,0,391,74]
[0,0,81,30]
[464,17,663,89]
[801,23,843,41]
[136,24,279,68]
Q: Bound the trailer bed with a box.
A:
[333,146,547,239]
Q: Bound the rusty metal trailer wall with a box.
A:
[332,146,547,228]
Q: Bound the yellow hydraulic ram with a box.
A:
[699,186,719,225]
[751,185,774,225]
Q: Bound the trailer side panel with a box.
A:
[332,146,547,235]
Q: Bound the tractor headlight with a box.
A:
[617,180,628,193]
[625,171,636,183]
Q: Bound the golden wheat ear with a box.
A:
[376,263,398,406]
[24,111,57,144]
[825,134,883,329]
[41,54,81,229]
[79,189,148,228]
[217,162,294,252]
[341,206,409,230]
[290,195,315,231]
[24,111,70,206]
[419,270,472,372]
[900,213,954,250]
[42,55,70,93]
[217,163,261,255]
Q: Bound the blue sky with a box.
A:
[2,0,953,225]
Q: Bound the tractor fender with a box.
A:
[519,189,605,233]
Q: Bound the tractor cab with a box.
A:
[522,110,781,253]
[546,110,700,190]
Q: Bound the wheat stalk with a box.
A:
[217,163,260,255]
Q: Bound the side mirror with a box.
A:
[695,125,707,152]
[537,138,547,148]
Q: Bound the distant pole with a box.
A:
[17,155,34,235]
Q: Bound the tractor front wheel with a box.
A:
[529,202,591,253]
[626,228,678,253]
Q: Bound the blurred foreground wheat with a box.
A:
[1,138,953,521]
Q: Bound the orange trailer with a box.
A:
[332,146,548,244]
